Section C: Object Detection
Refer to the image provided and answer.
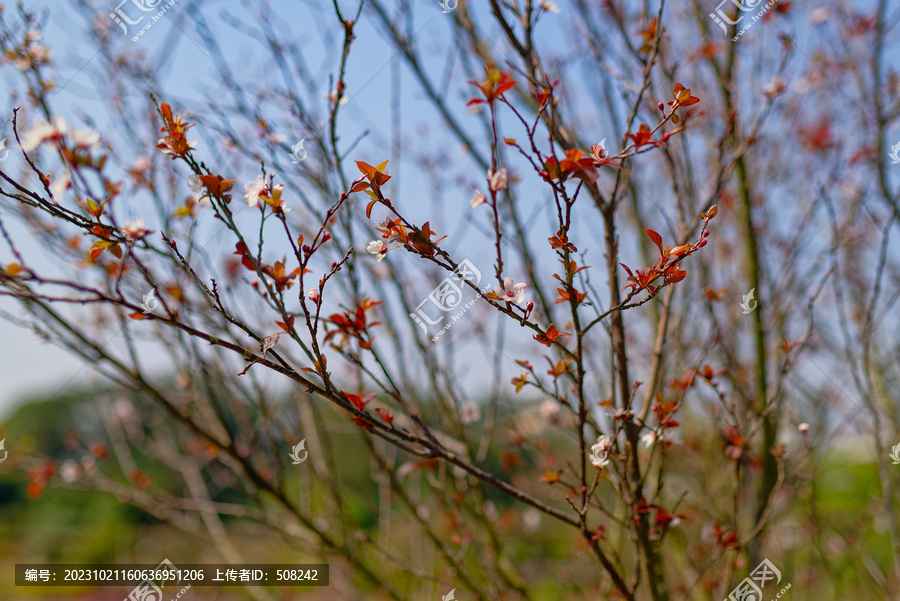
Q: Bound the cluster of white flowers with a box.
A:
[21,116,99,152]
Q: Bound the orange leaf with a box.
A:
[540,470,562,484]
[511,372,529,393]
[89,240,113,260]
[4,263,24,277]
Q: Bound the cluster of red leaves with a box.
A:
[155,103,195,158]
[376,217,446,259]
[543,149,598,184]
[533,323,568,347]
[199,174,235,202]
[26,461,56,500]
[668,83,700,108]
[325,298,382,349]
[665,83,700,127]
[232,242,308,292]
[341,390,377,429]
[547,357,574,379]
[406,222,447,258]
[627,83,701,147]
[551,255,590,306]
[548,230,577,253]
[233,241,257,271]
[262,261,304,293]
[620,225,711,295]
[714,523,739,550]
[670,363,724,390]
[86,216,122,261]
[635,496,680,540]
[353,160,392,216]
[723,424,746,460]
[637,18,659,53]
[467,64,516,106]
[651,401,679,430]
[555,284,588,306]
[129,469,153,491]
[625,124,664,149]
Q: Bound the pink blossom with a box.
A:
[493,277,526,305]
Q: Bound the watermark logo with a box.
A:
[110,0,162,34]
[592,138,609,161]
[410,259,489,341]
[289,139,308,163]
[724,558,789,601]
[442,589,457,601]
[289,439,308,464]
[109,0,181,42]
[141,289,158,314]
[0,138,8,162]
[0,438,7,463]
[740,288,757,314]
[709,0,778,40]
[125,558,184,601]
[890,443,900,465]
[889,141,900,165]
[439,0,458,13]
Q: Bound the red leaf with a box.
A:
[667,270,687,284]
[375,407,394,425]
[276,315,295,333]
[643,229,664,256]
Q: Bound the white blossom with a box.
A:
[488,167,508,192]
[243,175,266,207]
[589,435,613,468]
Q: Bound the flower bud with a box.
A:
[798,423,809,433]
[308,289,320,303]
[658,101,665,111]
[698,239,708,248]
[322,232,332,243]
[302,244,310,254]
